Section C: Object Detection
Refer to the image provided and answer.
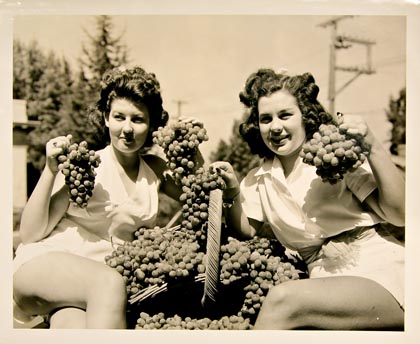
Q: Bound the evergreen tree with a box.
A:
[20,40,49,121]
[13,40,27,100]
[59,15,130,151]
[80,15,129,92]
[386,87,406,155]
[27,52,74,170]
[210,117,261,181]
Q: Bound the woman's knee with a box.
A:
[88,266,127,303]
[49,307,86,329]
[255,281,306,329]
[264,282,299,309]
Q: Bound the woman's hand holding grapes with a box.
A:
[210,162,240,200]
[338,115,376,147]
[46,135,72,174]
[178,116,204,128]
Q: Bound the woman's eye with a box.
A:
[113,113,124,120]
[132,117,145,123]
[259,115,272,123]
[279,113,291,120]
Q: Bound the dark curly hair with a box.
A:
[88,65,169,148]
[239,68,336,158]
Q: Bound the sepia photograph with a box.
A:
[1,0,419,343]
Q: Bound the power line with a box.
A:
[318,16,377,116]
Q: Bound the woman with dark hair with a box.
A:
[212,68,405,330]
[13,66,200,328]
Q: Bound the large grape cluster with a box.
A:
[219,237,252,286]
[300,123,371,184]
[152,120,209,183]
[105,226,206,297]
[56,136,101,207]
[153,120,226,245]
[135,312,252,330]
[240,255,300,321]
[218,236,301,323]
[179,168,226,245]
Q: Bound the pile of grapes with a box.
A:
[107,226,306,329]
[105,226,206,298]
[135,312,252,330]
[56,136,101,207]
[300,123,371,184]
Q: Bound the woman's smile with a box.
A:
[269,133,290,146]
[258,90,306,158]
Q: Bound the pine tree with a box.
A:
[13,40,27,100]
[80,15,129,92]
[59,15,130,151]
[21,40,48,121]
[27,52,74,170]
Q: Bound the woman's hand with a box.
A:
[178,116,204,128]
[209,161,240,198]
[45,135,72,174]
[338,115,375,147]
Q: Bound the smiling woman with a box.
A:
[258,90,306,173]
[211,68,405,330]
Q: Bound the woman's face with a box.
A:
[258,89,306,158]
[105,97,150,155]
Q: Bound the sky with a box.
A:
[12,14,406,161]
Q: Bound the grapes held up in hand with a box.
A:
[56,137,101,208]
[300,123,371,184]
[152,120,208,183]
[153,120,226,244]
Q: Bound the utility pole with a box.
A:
[319,16,376,116]
[173,99,187,119]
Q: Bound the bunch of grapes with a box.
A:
[105,226,206,297]
[152,120,209,183]
[153,119,226,246]
[135,312,252,330]
[240,254,300,321]
[56,136,101,207]
[219,237,251,286]
[300,123,371,184]
[179,168,226,245]
[217,236,302,323]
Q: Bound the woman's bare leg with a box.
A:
[14,252,127,329]
[253,276,403,330]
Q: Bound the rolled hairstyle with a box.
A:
[89,66,169,148]
[239,68,335,158]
